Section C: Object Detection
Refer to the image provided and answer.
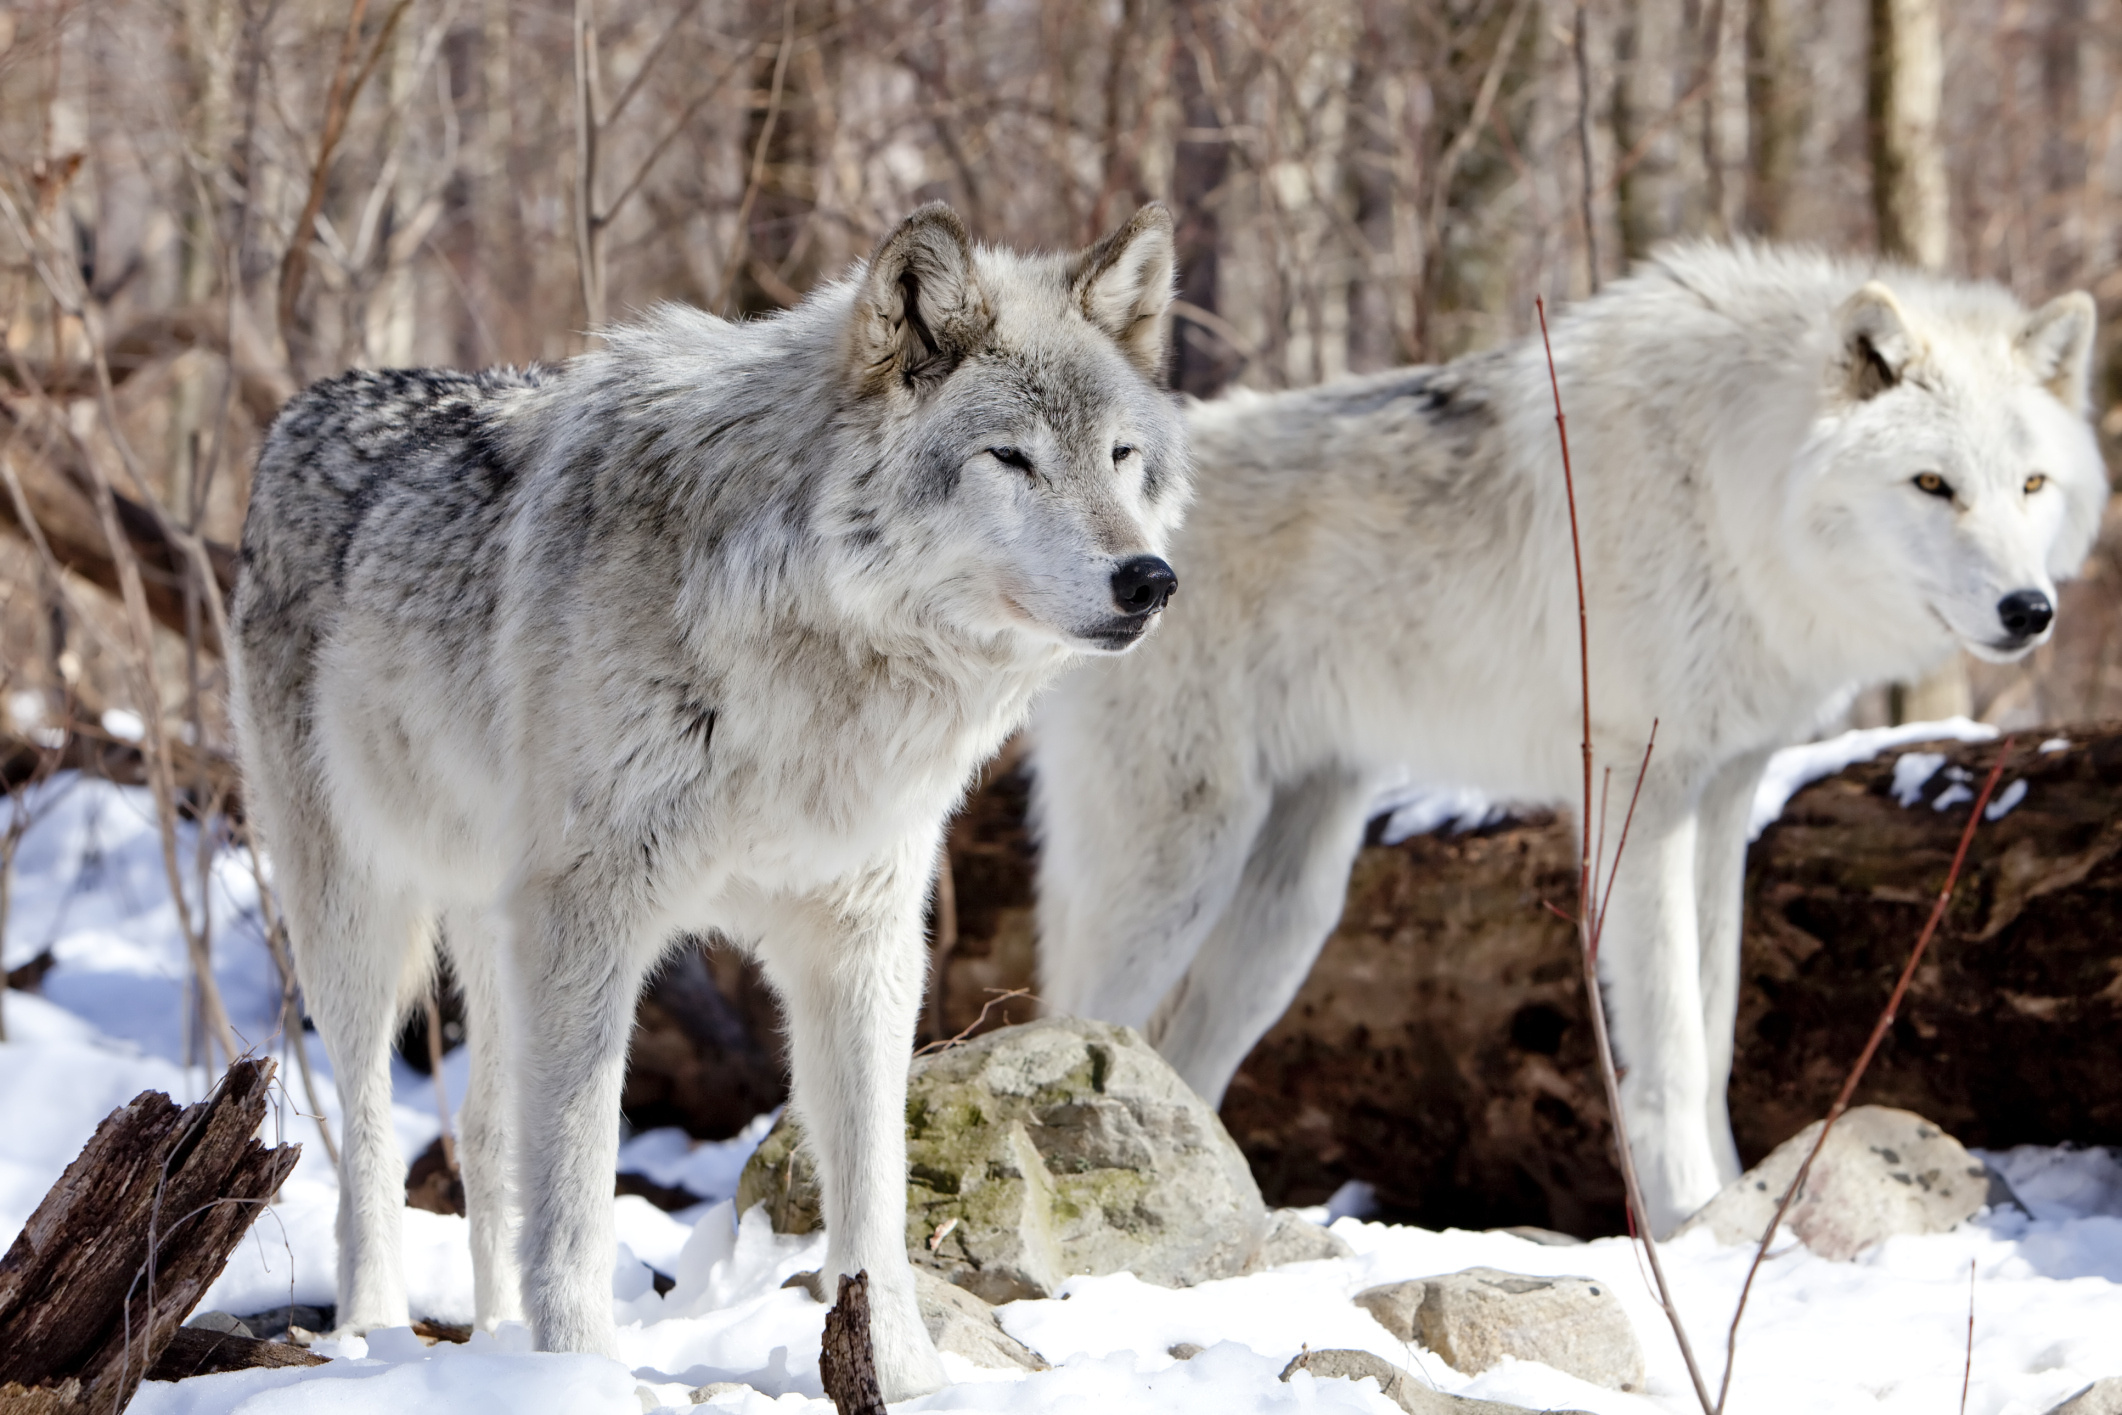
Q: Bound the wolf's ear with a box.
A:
[848,203,993,395]
[2019,291,2096,413]
[1836,282,1920,400]
[1072,203,1177,378]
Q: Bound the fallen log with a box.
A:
[147,1325,327,1381]
[895,725,2122,1237]
[0,401,239,639]
[0,1058,301,1411]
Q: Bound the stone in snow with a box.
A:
[736,1016,1270,1301]
[1281,1347,1586,1414]
[1353,1267,1645,1392]
[1677,1105,2018,1260]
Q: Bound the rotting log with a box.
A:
[147,1326,327,1381]
[0,1058,301,1411]
[875,725,2122,1238]
[1233,726,2122,1232]
[0,406,239,639]
[1,720,241,807]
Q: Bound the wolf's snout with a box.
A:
[1112,556,1178,615]
[1996,588,2055,641]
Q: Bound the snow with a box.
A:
[1365,720,2002,845]
[1986,779,2030,821]
[1750,717,1996,836]
[5,773,2122,1415]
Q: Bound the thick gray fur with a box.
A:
[230,202,1186,1398]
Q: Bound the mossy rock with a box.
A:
[735,1016,1269,1301]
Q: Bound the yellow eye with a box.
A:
[2024,473,2048,494]
[1913,472,1952,498]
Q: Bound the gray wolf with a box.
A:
[230,202,1185,1397]
[1032,243,2105,1235]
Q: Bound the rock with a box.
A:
[737,1017,1270,1301]
[1248,1209,1354,1269]
[1279,1348,1564,1414]
[234,1305,331,1343]
[687,1381,753,1404]
[182,1312,253,1338]
[2046,1378,2122,1414]
[912,1268,1046,1371]
[1677,1106,2014,1259]
[1168,1342,1205,1360]
[1354,1268,1644,1392]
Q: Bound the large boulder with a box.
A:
[1678,1106,2013,1259]
[736,1017,1271,1301]
[1354,1268,1644,1392]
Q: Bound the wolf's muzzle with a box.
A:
[1111,556,1178,616]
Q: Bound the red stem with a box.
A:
[1536,297,1715,1414]
[1715,742,2013,1413]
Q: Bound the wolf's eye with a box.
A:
[1112,445,1136,464]
[989,446,1034,477]
[1913,472,1953,499]
[2024,473,2048,495]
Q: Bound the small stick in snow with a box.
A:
[819,1271,887,1415]
[1714,742,2011,1414]
[1960,1258,1976,1415]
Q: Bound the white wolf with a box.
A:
[230,203,1185,1397]
[1033,243,2105,1235]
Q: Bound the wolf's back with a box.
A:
[232,365,546,716]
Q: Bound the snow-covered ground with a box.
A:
[3,741,2119,1415]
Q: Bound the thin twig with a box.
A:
[914,987,1034,1058]
[277,0,416,351]
[1536,296,1715,1414]
[717,0,797,317]
[1714,742,2011,1413]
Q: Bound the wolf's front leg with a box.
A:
[1589,778,1724,1236]
[1692,750,1772,1188]
[511,880,659,1356]
[759,866,948,1401]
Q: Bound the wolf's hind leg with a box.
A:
[1033,726,1268,1032]
[757,863,947,1403]
[444,908,527,1330]
[283,845,428,1335]
[1147,764,1374,1105]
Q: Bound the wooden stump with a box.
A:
[0,1058,301,1411]
[819,1271,886,1415]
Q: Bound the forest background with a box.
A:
[2,0,2119,1064]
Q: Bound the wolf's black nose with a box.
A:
[1111,556,1177,615]
[1997,589,2054,639]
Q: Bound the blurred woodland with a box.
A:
[2,0,2121,1059]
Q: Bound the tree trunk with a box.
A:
[1868,0,1948,268]
[1742,0,1803,237]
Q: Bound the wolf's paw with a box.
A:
[875,1335,950,1402]
[865,1271,950,1400]
[527,1288,621,1359]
